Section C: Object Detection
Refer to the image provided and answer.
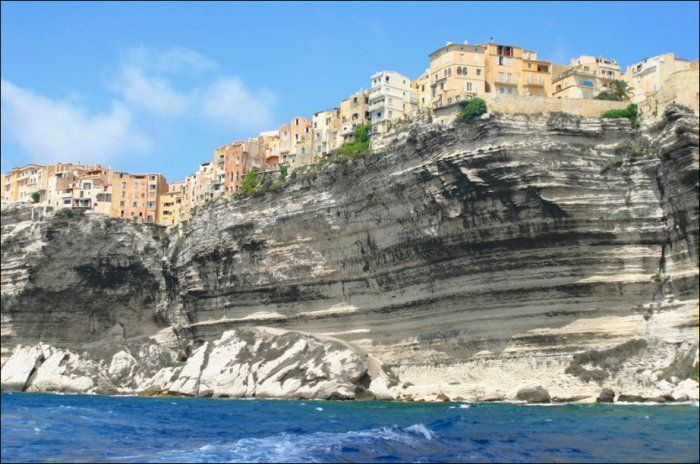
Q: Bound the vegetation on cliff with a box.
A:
[457,97,488,121]
[601,103,639,128]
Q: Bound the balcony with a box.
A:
[368,99,385,112]
[553,66,597,82]
[495,75,518,85]
[524,75,546,86]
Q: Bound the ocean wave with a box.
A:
[149,423,436,462]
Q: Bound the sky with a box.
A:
[2,1,699,181]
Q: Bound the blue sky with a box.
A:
[2,1,698,181]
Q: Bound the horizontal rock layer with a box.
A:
[2,105,698,401]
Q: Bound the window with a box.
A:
[476,69,481,76]
[147,202,156,208]
[457,67,462,75]
[465,82,473,91]
[132,202,137,207]
[385,76,389,82]
[507,73,512,82]
[498,72,505,81]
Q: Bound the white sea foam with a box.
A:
[151,423,436,462]
[459,404,470,409]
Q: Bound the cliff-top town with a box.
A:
[2,39,699,226]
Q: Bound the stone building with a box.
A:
[339,89,370,143]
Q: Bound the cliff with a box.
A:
[2,105,698,402]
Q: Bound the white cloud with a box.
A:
[111,47,276,130]
[200,77,276,131]
[116,65,189,117]
[1,79,151,165]
[125,46,217,74]
[2,47,278,170]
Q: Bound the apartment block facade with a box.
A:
[110,172,167,223]
[552,55,621,99]
[339,90,370,142]
[368,71,413,134]
[312,108,341,156]
[623,53,692,104]
[157,182,184,226]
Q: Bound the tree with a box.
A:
[596,80,634,101]
[30,192,41,203]
[279,165,288,180]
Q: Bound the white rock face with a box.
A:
[1,345,45,391]
[672,379,699,401]
[168,342,210,396]
[169,328,375,399]
[29,351,93,392]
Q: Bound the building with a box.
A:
[623,53,693,104]
[1,164,49,204]
[220,142,247,194]
[552,55,621,99]
[428,42,487,110]
[312,108,341,157]
[481,42,552,97]
[157,182,184,226]
[259,130,281,168]
[110,172,167,223]
[287,116,313,168]
[410,71,431,116]
[426,41,553,110]
[339,89,370,143]
[368,71,413,134]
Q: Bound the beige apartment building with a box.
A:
[623,53,693,104]
[339,89,370,143]
[110,172,167,223]
[157,182,184,226]
[1,163,49,204]
[411,71,431,116]
[259,130,281,168]
[552,55,621,99]
[287,116,313,168]
[429,42,487,110]
[426,41,553,111]
[312,108,341,156]
[481,43,552,97]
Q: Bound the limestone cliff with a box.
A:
[2,106,698,402]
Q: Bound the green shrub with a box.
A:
[30,192,41,203]
[601,103,639,128]
[330,124,373,162]
[238,167,260,197]
[457,97,487,121]
[279,165,288,180]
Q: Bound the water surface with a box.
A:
[2,392,698,462]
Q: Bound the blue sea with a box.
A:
[1,392,698,463]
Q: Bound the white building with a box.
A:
[368,71,412,134]
[312,108,341,156]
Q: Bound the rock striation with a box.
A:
[2,105,699,401]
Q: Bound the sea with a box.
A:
[1,392,698,463]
